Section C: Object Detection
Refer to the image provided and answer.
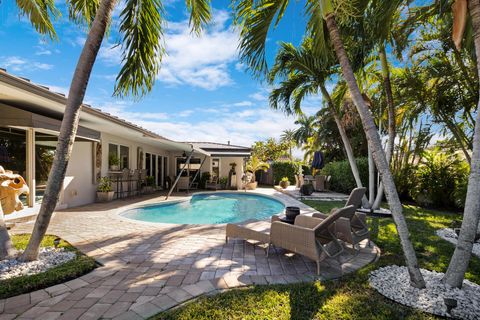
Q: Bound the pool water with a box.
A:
[121,192,285,224]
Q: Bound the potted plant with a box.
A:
[279,177,290,189]
[97,177,114,202]
[219,177,228,189]
[143,176,156,193]
[109,154,120,171]
[245,156,269,190]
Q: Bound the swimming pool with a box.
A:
[120,192,285,224]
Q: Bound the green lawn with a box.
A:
[0,234,97,299]
[154,201,480,320]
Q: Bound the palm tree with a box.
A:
[20,0,212,261]
[269,40,368,206]
[246,155,270,182]
[280,129,296,161]
[0,0,59,260]
[293,115,316,146]
[443,0,480,289]
[233,0,425,288]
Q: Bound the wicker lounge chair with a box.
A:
[270,205,355,274]
[226,206,356,275]
[313,187,370,249]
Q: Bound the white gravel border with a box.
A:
[436,228,480,258]
[0,247,76,280]
[369,265,480,319]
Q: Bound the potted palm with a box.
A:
[279,177,290,189]
[109,154,120,171]
[245,156,269,190]
[97,177,114,202]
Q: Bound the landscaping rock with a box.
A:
[369,265,480,319]
[436,228,480,258]
[0,247,76,280]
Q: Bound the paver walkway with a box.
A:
[2,188,379,320]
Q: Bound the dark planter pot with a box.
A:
[300,184,314,196]
[285,206,300,220]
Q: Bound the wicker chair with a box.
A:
[226,206,356,275]
[270,206,355,275]
[313,187,370,249]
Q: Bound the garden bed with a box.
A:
[0,234,97,299]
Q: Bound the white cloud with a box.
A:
[230,100,253,107]
[157,10,239,90]
[35,48,52,56]
[1,56,53,72]
[95,97,299,148]
[98,42,123,66]
[249,91,268,101]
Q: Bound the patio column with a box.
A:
[26,128,35,207]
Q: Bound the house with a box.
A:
[0,69,251,211]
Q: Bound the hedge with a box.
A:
[320,157,369,194]
[271,162,296,185]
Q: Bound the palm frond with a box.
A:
[67,0,99,26]
[233,0,290,78]
[186,0,212,35]
[16,0,59,39]
[114,0,166,98]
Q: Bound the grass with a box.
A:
[154,201,480,320]
[0,234,97,299]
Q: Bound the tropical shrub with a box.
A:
[271,161,296,185]
[320,158,369,194]
[97,177,113,192]
[199,172,210,189]
[411,149,468,209]
[393,164,418,202]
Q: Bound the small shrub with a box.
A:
[146,176,155,186]
[97,177,112,192]
[281,177,289,182]
[320,158,369,194]
[219,177,228,186]
[199,172,210,189]
[411,149,468,209]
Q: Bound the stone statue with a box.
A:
[0,166,29,258]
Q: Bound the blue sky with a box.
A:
[0,0,321,148]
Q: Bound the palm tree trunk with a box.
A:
[443,0,480,288]
[372,44,396,209]
[325,13,426,288]
[320,84,369,207]
[368,146,375,206]
[0,209,15,259]
[20,0,116,261]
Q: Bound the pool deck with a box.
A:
[3,188,379,320]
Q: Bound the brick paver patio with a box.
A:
[2,189,379,320]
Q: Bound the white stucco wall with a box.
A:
[59,141,96,208]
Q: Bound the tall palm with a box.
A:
[293,115,316,146]
[280,129,296,161]
[0,0,59,259]
[269,40,368,206]
[443,0,480,289]
[233,0,425,288]
[21,0,212,261]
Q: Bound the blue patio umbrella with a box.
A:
[311,151,324,171]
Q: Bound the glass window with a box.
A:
[109,143,129,169]
[120,145,129,169]
[212,158,220,179]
